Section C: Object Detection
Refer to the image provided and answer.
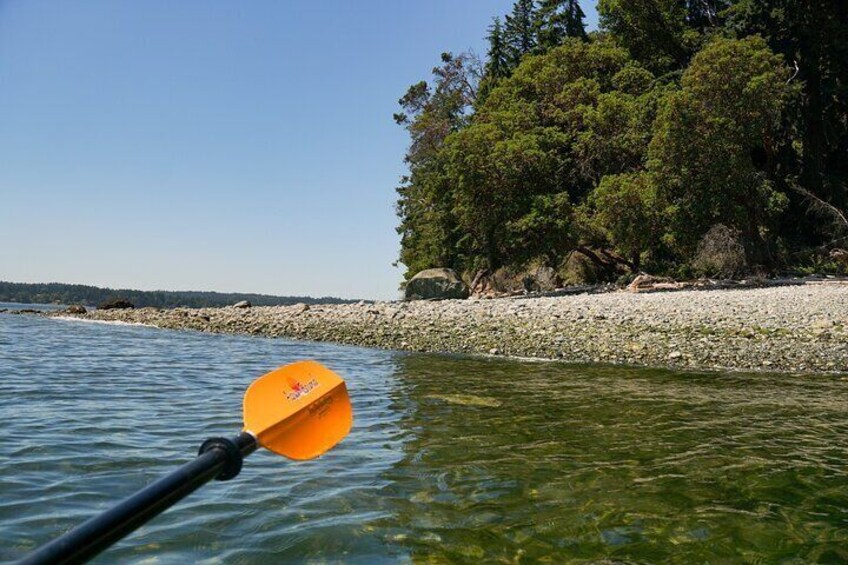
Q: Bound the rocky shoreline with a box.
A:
[43,281,848,374]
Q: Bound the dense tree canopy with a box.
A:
[649,36,792,261]
[395,0,848,286]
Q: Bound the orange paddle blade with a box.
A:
[242,360,353,460]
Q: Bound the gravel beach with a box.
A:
[49,282,848,374]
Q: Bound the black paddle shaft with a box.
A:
[20,432,257,565]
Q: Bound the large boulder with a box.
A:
[560,252,604,285]
[404,268,469,301]
[64,304,87,314]
[98,297,135,310]
[469,265,561,298]
[522,266,560,293]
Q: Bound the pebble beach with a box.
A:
[49,282,848,374]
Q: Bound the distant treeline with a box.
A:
[0,281,357,308]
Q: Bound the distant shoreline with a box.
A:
[0,280,359,309]
[39,281,848,375]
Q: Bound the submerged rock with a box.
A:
[424,394,502,408]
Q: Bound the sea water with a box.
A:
[1,304,846,563]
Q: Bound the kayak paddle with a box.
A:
[20,360,353,565]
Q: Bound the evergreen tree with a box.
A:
[485,17,510,80]
[394,53,483,276]
[504,0,538,66]
[598,0,691,72]
[537,0,588,50]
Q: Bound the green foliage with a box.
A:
[597,0,691,72]
[485,18,510,81]
[394,52,480,167]
[574,85,657,182]
[685,0,732,30]
[504,0,538,66]
[446,39,639,271]
[791,254,848,277]
[395,162,458,276]
[394,1,847,284]
[536,0,588,48]
[611,64,655,95]
[725,0,848,223]
[586,172,660,271]
[648,35,792,261]
[395,52,482,277]
[443,123,561,270]
[482,0,590,95]
[507,193,575,266]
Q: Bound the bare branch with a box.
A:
[787,60,800,83]
[790,182,848,233]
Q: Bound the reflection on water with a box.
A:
[1,308,847,563]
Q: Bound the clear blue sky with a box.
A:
[0,1,598,300]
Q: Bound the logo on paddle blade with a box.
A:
[285,377,319,401]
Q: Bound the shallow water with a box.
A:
[1,304,847,563]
